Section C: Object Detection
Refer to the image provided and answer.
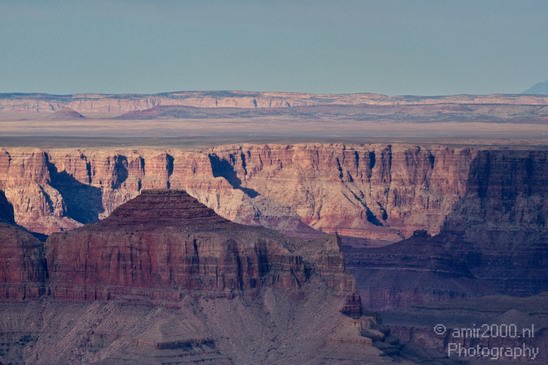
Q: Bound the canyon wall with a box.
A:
[346,149,548,308]
[46,190,309,302]
[0,144,475,241]
[0,144,545,362]
[0,223,47,300]
[1,144,546,307]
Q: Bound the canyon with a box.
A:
[1,143,546,309]
[0,190,400,364]
[0,93,546,364]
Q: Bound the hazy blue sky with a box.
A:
[1,0,546,95]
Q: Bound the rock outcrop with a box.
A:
[0,189,360,312]
[346,150,548,309]
[46,190,311,301]
[442,150,548,295]
[0,223,47,300]
[0,190,384,364]
[48,191,361,318]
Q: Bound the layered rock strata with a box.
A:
[0,190,381,364]
[46,190,312,302]
[346,150,548,308]
[0,144,476,240]
[0,223,47,300]
[0,190,359,313]
[0,144,546,308]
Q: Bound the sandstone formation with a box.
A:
[1,144,546,308]
[45,190,360,313]
[0,144,546,310]
[0,190,402,364]
[442,150,548,295]
[0,223,47,300]
[0,141,545,362]
[0,90,547,114]
[46,190,308,301]
[0,144,476,240]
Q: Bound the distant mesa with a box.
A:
[522,80,548,95]
[117,105,281,120]
[117,105,204,119]
[46,108,86,120]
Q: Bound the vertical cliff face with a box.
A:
[46,190,309,301]
[443,150,548,294]
[1,144,546,307]
[446,150,546,231]
[208,144,474,239]
[0,144,477,241]
[45,190,359,310]
[346,149,548,309]
[0,223,47,300]
[0,149,80,233]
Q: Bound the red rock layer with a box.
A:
[0,223,47,300]
[102,189,230,228]
[46,191,331,303]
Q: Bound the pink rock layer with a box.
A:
[0,144,477,240]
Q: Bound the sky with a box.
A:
[0,0,547,95]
